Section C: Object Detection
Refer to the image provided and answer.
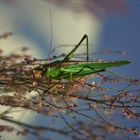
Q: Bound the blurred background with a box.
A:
[0,0,140,140]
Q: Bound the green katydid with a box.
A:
[36,34,130,80]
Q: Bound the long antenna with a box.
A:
[47,0,53,58]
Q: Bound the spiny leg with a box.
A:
[106,69,130,81]
[72,66,105,78]
[63,34,89,61]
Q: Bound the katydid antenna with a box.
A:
[47,0,53,58]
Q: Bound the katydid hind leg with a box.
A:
[72,65,105,78]
[64,34,89,61]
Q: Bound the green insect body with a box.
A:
[44,61,130,80]
[40,34,130,80]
